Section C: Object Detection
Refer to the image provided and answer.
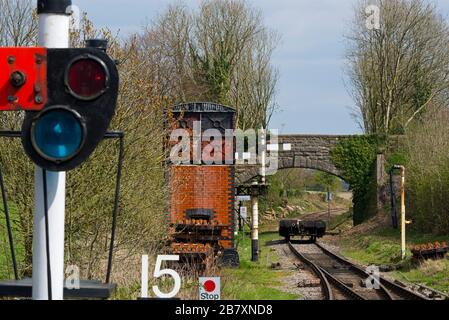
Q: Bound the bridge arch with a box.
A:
[235,134,352,186]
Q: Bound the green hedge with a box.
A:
[332,136,384,224]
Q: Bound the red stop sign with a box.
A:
[203,280,216,292]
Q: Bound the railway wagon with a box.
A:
[166,102,239,266]
[279,219,326,242]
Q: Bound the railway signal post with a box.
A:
[32,0,72,300]
[249,130,269,262]
[6,0,120,299]
[250,182,260,262]
[248,130,273,262]
[392,165,411,260]
[400,166,406,260]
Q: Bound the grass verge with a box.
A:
[221,230,298,300]
[0,203,24,280]
[338,226,449,293]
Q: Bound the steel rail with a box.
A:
[288,241,334,300]
[316,265,365,300]
[289,241,395,300]
[315,241,428,300]
[299,208,347,221]
[376,274,431,300]
[288,241,366,300]
[314,242,393,300]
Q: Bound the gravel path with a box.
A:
[269,241,325,300]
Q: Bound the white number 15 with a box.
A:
[152,255,181,298]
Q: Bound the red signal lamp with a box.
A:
[65,55,109,100]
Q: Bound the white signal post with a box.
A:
[260,129,266,184]
[399,166,406,260]
[251,182,259,262]
[250,129,267,263]
[33,0,72,300]
[392,165,410,260]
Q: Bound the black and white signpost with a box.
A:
[33,0,72,300]
[250,182,259,262]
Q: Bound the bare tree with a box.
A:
[0,0,37,46]
[144,0,279,130]
[139,4,194,101]
[346,0,449,134]
[229,28,279,129]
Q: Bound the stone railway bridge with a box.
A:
[235,134,388,215]
[235,134,354,185]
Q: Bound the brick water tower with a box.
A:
[166,102,239,266]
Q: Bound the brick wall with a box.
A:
[169,165,235,249]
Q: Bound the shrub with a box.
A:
[332,136,382,224]
[403,106,449,234]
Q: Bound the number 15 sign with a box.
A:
[140,255,181,299]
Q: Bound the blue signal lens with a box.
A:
[32,108,84,161]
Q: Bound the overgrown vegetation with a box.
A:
[346,0,449,231]
[339,226,449,293]
[0,204,25,279]
[260,168,345,213]
[332,136,381,224]
[0,9,169,281]
[398,107,449,234]
[145,0,279,129]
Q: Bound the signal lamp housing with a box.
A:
[21,47,119,171]
[65,54,109,101]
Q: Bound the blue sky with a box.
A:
[73,0,449,134]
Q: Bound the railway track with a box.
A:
[288,241,430,300]
[299,208,347,222]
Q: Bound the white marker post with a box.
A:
[141,255,149,298]
[260,129,266,184]
[251,182,259,262]
[393,165,408,260]
[32,0,72,300]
